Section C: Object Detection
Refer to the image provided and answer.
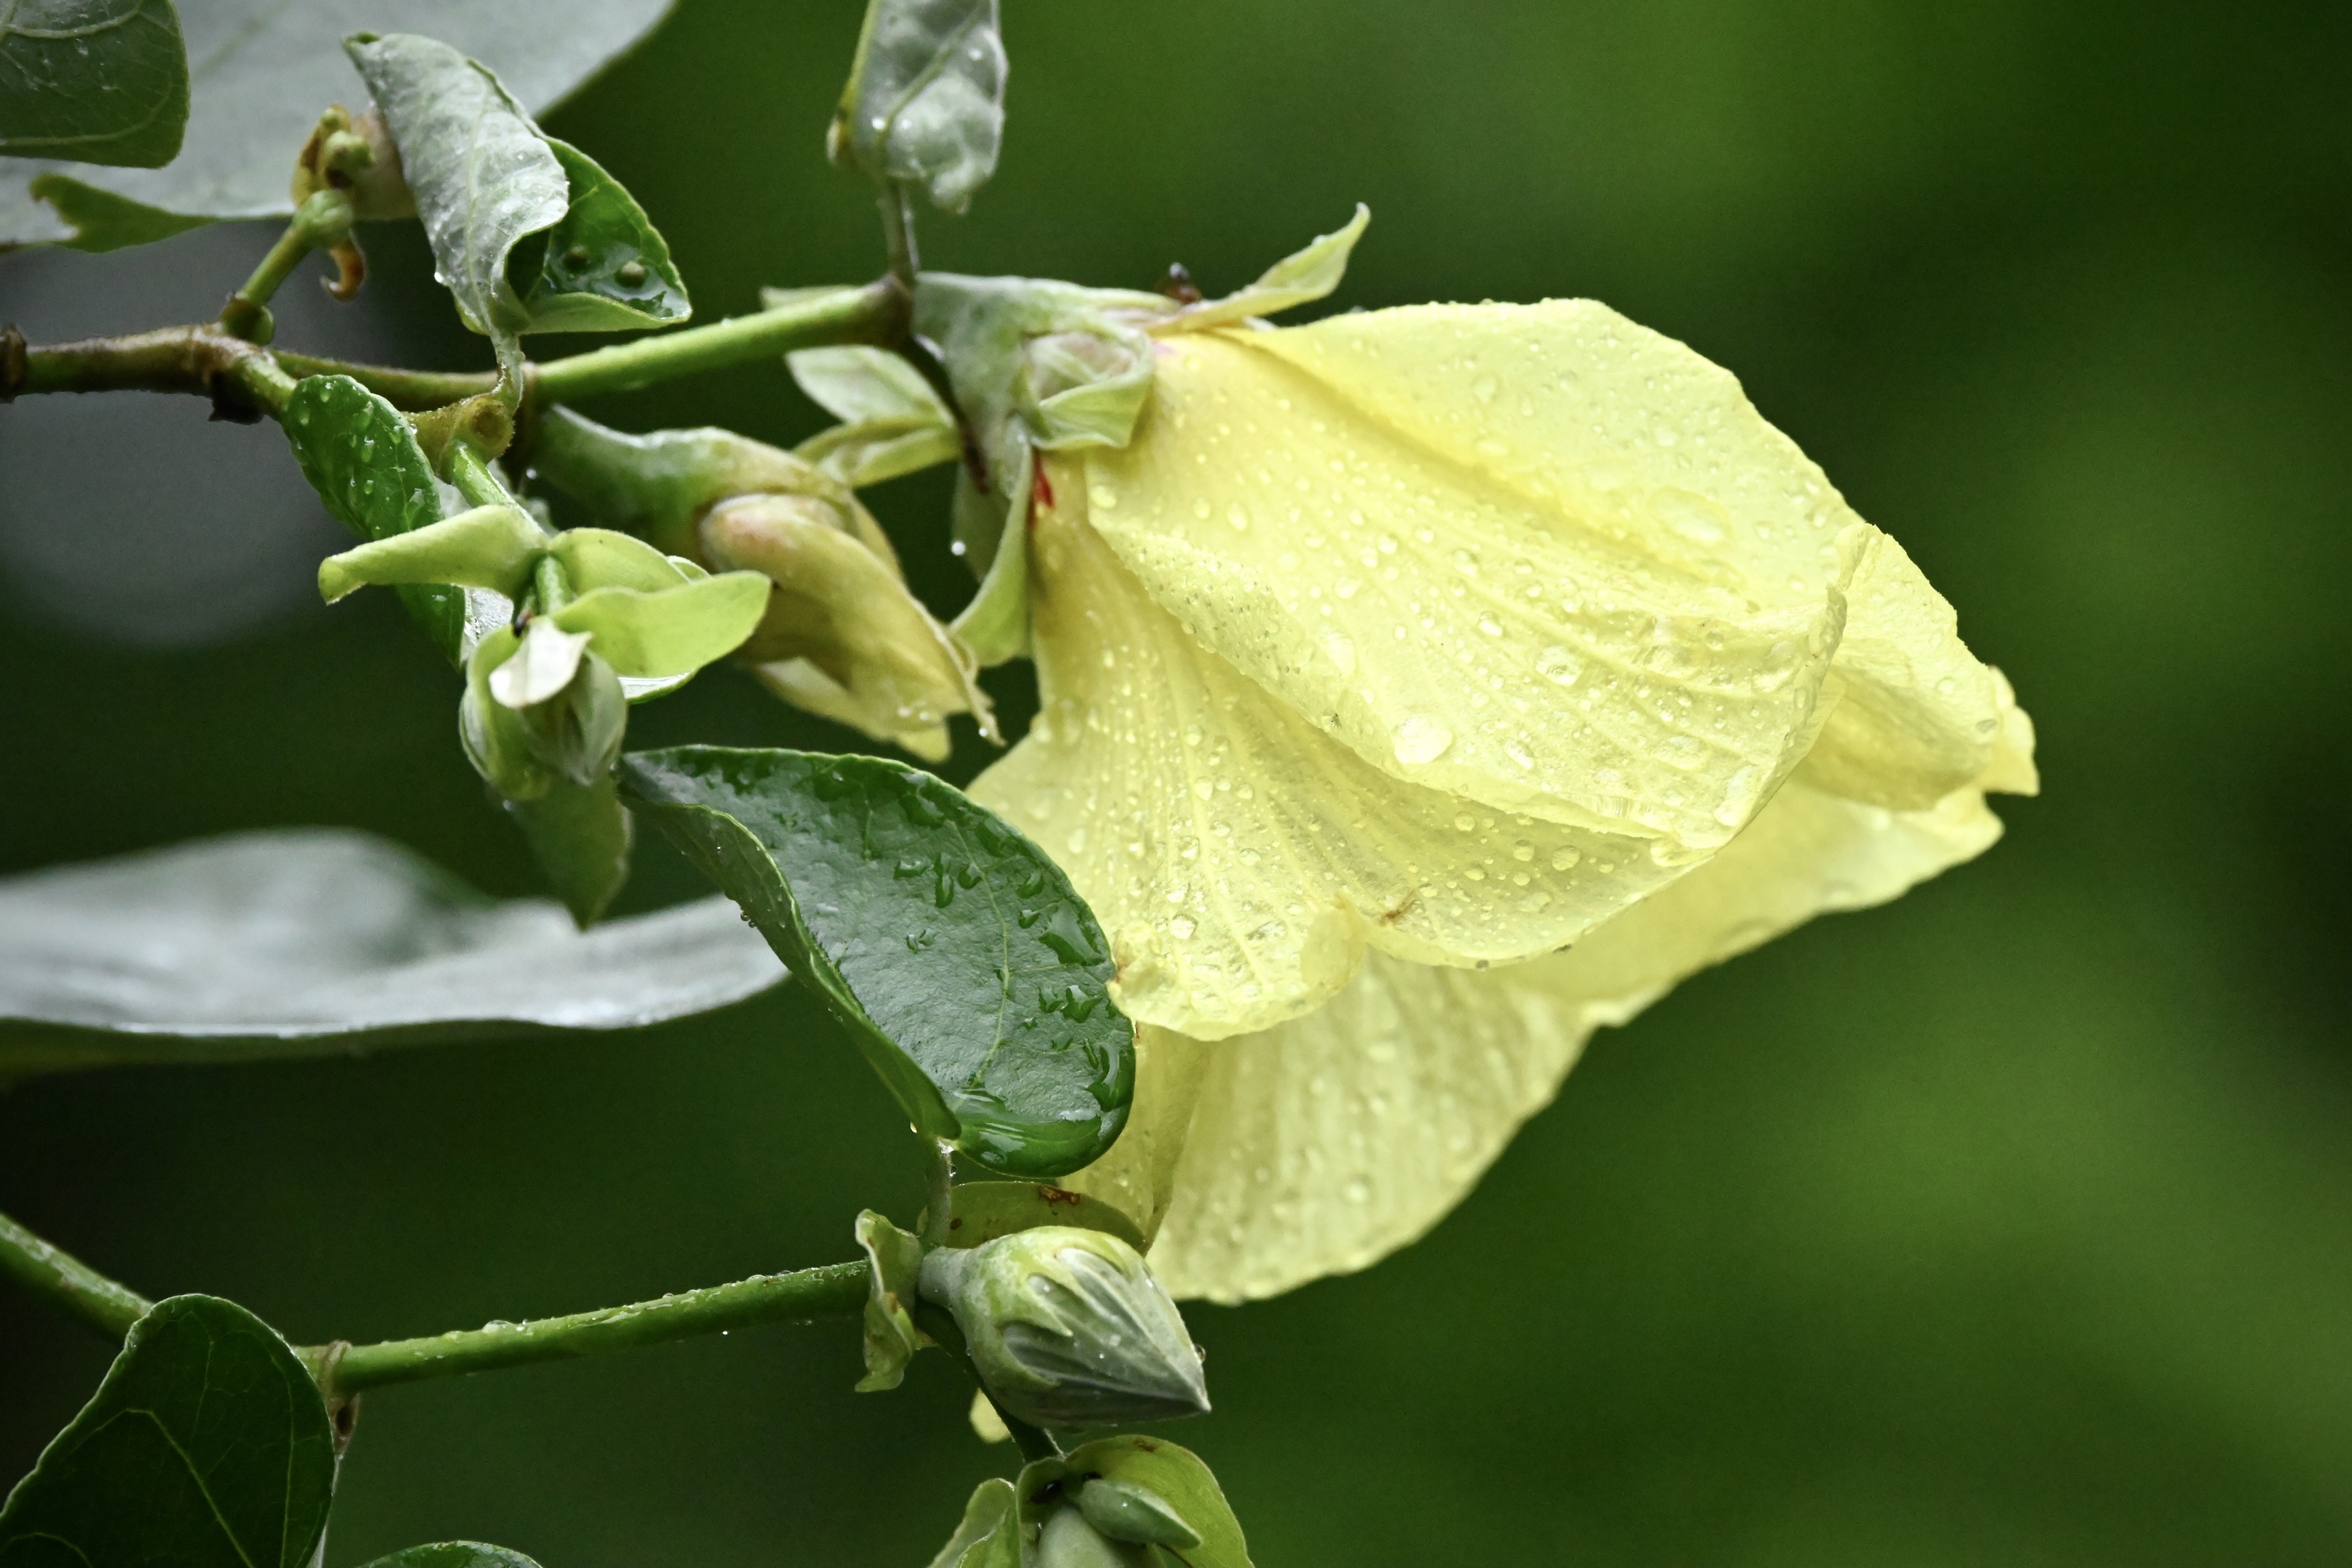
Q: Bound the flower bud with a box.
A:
[290,105,413,220]
[919,1225,1208,1431]
[460,624,626,798]
[1035,1503,1153,1568]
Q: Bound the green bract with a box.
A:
[829,0,1005,213]
[1011,1437,1250,1567]
[0,0,188,169]
[0,1294,335,1567]
[617,748,1134,1177]
[787,343,960,486]
[853,1209,927,1392]
[917,1225,1207,1430]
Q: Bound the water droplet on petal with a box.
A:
[1393,716,1454,765]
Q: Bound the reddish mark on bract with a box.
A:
[1031,462,1056,513]
[1035,1185,1083,1206]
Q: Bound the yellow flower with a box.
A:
[969,296,2036,1302]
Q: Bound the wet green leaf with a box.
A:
[1017,1436,1250,1567]
[506,773,633,928]
[510,136,690,332]
[357,1547,545,1568]
[0,0,187,168]
[0,0,673,246]
[0,830,782,1074]
[935,1180,1146,1252]
[282,372,473,665]
[927,1477,1018,1568]
[0,1295,333,1568]
[831,0,1005,213]
[617,747,1134,1177]
[853,1209,925,1392]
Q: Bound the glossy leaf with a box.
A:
[1,0,673,245]
[617,747,1134,1177]
[282,372,473,665]
[505,773,633,928]
[347,32,567,346]
[1017,1436,1250,1568]
[933,1180,1146,1252]
[358,1548,545,1568]
[831,0,1006,213]
[927,1478,1017,1568]
[0,1295,334,1568]
[0,0,187,168]
[509,136,690,332]
[0,830,782,1074]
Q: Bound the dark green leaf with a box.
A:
[1,1,674,246]
[282,372,471,666]
[0,0,187,168]
[935,1180,1146,1252]
[22,168,202,248]
[1017,1436,1250,1568]
[357,1545,545,1568]
[0,1295,333,1568]
[510,137,690,332]
[0,830,783,1074]
[507,773,634,928]
[346,33,568,345]
[831,0,1005,213]
[617,747,1134,1177]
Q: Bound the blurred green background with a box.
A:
[3,1,2345,1563]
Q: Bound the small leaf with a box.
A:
[547,525,693,593]
[0,0,187,168]
[831,0,1006,213]
[282,372,474,665]
[789,345,951,425]
[796,415,961,488]
[548,571,770,680]
[318,502,546,604]
[935,1180,1145,1252]
[1163,204,1371,332]
[617,748,1135,1177]
[510,136,690,332]
[23,169,205,248]
[489,618,593,709]
[506,774,633,928]
[0,1295,334,1567]
[358,1548,545,1568]
[346,33,569,343]
[0,830,783,1074]
[927,1477,1017,1568]
[1017,1437,1251,1568]
[852,1209,926,1392]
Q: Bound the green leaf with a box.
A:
[927,1478,1018,1568]
[796,414,961,488]
[789,345,960,486]
[935,1180,1146,1253]
[357,1547,544,1568]
[548,526,693,592]
[510,136,690,332]
[617,748,1135,1178]
[22,168,202,248]
[852,1209,924,1392]
[0,830,783,1074]
[346,33,568,347]
[507,774,633,928]
[0,1294,334,1568]
[318,502,547,604]
[0,1,674,246]
[548,571,770,679]
[0,0,187,168]
[1017,1437,1251,1568]
[282,372,473,666]
[831,0,1006,213]
[1163,204,1371,332]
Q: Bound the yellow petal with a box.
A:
[1088,775,2007,1302]
[1081,310,1857,854]
[972,486,1709,1041]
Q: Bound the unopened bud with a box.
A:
[291,105,413,219]
[919,1225,1208,1431]
[1035,1503,1152,1568]
[461,625,625,798]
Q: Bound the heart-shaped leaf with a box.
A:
[0,830,783,1074]
[0,1294,335,1568]
[617,748,1134,1177]
[0,0,187,169]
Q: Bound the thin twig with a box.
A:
[0,1207,153,1342]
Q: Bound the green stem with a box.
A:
[0,1208,153,1342]
[266,353,497,409]
[532,279,905,404]
[320,1262,870,1392]
[922,1139,956,1248]
[447,444,515,509]
[878,182,921,294]
[220,190,356,343]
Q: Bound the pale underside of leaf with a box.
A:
[1,0,675,245]
[1067,774,2009,1302]
[971,489,1716,1043]
[1081,324,1859,855]
[0,830,783,1072]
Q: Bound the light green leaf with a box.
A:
[318,502,545,603]
[831,0,1006,213]
[932,1179,1146,1252]
[1,0,675,247]
[617,748,1136,1177]
[797,415,961,488]
[282,372,476,665]
[0,830,783,1074]
[358,1547,545,1568]
[1017,1436,1251,1567]
[789,344,951,425]
[546,525,692,594]
[1162,204,1371,332]
[0,0,187,168]
[548,571,770,679]
[927,1478,1017,1568]
[852,1209,925,1392]
[508,136,690,332]
[346,32,567,345]
[0,1295,334,1567]
[489,618,593,708]
[17,168,201,248]
[506,773,633,928]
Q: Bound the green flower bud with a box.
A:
[1035,1503,1152,1568]
[1077,1478,1200,1551]
[919,1225,1207,1431]
[460,624,627,797]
